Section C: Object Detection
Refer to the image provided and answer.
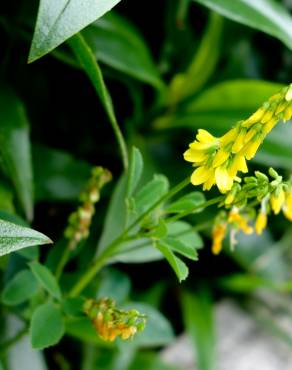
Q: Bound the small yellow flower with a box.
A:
[228,208,253,234]
[242,137,263,160]
[285,84,292,101]
[255,211,268,235]
[283,192,292,221]
[270,189,285,214]
[190,166,213,186]
[215,167,233,193]
[211,223,226,255]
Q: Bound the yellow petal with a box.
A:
[243,139,262,160]
[263,117,278,133]
[212,149,229,167]
[203,173,216,190]
[232,130,246,153]
[285,84,292,101]
[270,190,285,215]
[215,167,233,193]
[220,128,237,146]
[196,129,216,143]
[229,155,248,177]
[255,212,267,235]
[183,148,207,163]
[190,166,212,186]
[245,107,265,126]
[283,104,292,122]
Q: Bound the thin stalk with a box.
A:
[55,245,72,281]
[69,184,220,298]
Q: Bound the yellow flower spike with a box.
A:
[215,167,233,193]
[261,109,275,123]
[283,192,292,221]
[275,101,289,115]
[203,173,216,190]
[191,166,213,186]
[244,128,257,143]
[255,211,268,235]
[211,223,226,255]
[270,189,285,214]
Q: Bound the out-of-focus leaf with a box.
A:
[165,192,205,214]
[155,80,284,131]
[123,303,174,347]
[128,352,185,370]
[127,147,144,198]
[30,302,65,349]
[97,268,131,303]
[0,87,34,221]
[29,261,61,300]
[194,0,292,50]
[0,184,14,213]
[2,270,38,305]
[83,13,163,88]
[33,144,91,201]
[156,241,189,282]
[0,219,51,256]
[28,0,122,62]
[182,290,216,370]
[69,33,128,170]
[168,13,223,103]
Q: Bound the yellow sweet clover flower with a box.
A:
[283,188,292,221]
[270,188,285,215]
[228,208,253,234]
[184,83,292,193]
[83,298,146,342]
[255,211,268,235]
[211,222,227,255]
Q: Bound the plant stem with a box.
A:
[0,325,27,355]
[69,183,221,297]
[55,244,72,281]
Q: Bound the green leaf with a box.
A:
[156,241,189,282]
[83,13,163,88]
[165,192,205,214]
[162,237,198,261]
[134,175,169,215]
[29,261,61,300]
[30,302,65,349]
[182,290,216,370]
[97,175,127,254]
[0,184,14,214]
[127,147,144,198]
[0,219,51,257]
[168,221,203,249]
[28,0,123,62]
[123,303,174,347]
[168,12,223,103]
[69,33,128,170]
[0,87,34,221]
[194,0,292,49]
[33,144,91,201]
[156,80,284,131]
[2,270,38,305]
[129,352,185,370]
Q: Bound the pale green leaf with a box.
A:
[29,261,61,300]
[2,270,38,305]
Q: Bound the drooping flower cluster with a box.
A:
[211,169,292,254]
[83,298,146,342]
[64,167,112,249]
[184,84,292,193]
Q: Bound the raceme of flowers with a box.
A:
[83,298,146,342]
[211,169,292,254]
[184,84,292,193]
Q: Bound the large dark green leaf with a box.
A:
[83,13,163,88]
[0,219,51,256]
[0,87,34,221]
[29,0,123,62]
[194,0,292,49]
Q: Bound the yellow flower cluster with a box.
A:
[184,84,292,193]
[83,298,146,342]
[211,170,292,254]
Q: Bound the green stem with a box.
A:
[69,186,221,298]
[0,325,27,355]
[55,244,72,281]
